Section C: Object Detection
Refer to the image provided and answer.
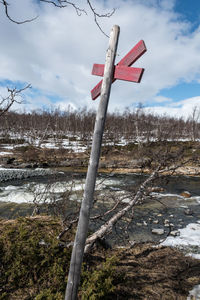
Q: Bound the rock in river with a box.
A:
[180,191,191,198]
[152,228,165,235]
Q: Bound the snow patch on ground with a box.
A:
[0,152,12,156]
[161,222,200,299]
[187,285,200,300]
[162,223,200,248]
[2,145,14,150]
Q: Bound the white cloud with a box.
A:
[145,96,200,119]
[0,0,200,115]
[152,95,173,103]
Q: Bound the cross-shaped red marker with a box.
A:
[91,40,147,100]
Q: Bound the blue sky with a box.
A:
[161,0,200,105]
[0,0,200,118]
[174,0,200,27]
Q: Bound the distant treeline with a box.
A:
[0,106,200,143]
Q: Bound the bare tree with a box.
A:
[2,106,200,143]
[189,106,200,141]
[0,84,31,117]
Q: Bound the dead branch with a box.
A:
[84,167,160,253]
[0,84,31,117]
[91,199,121,220]
[40,0,86,16]
[86,0,115,37]
[57,198,121,241]
[1,0,115,37]
[1,0,38,24]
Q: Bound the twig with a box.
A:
[87,0,115,38]
[40,0,86,16]
[1,0,115,37]
[58,198,121,241]
[1,0,38,24]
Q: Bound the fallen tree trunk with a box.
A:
[84,167,159,253]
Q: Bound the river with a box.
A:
[0,168,200,249]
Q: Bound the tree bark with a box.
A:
[65,25,120,300]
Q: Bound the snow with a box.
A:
[0,152,12,156]
[160,222,200,299]
[187,253,200,260]
[162,223,200,248]
[2,145,14,150]
[187,285,200,300]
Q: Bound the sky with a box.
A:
[1,0,200,118]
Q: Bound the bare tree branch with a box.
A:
[1,0,38,24]
[86,0,115,38]
[0,84,31,117]
[40,0,87,16]
[57,198,121,241]
[1,0,115,37]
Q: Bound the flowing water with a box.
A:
[0,169,200,244]
[0,169,199,243]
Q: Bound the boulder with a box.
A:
[170,230,180,237]
[148,186,165,193]
[153,220,159,224]
[136,223,143,226]
[184,208,193,215]
[180,191,191,198]
[152,228,164,235]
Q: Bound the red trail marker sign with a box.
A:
[91,39,147,100]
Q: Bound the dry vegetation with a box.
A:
[0,216,199,300]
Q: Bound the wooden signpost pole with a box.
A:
[65,25,120,300]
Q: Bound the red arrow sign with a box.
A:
[91,40,147,100]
